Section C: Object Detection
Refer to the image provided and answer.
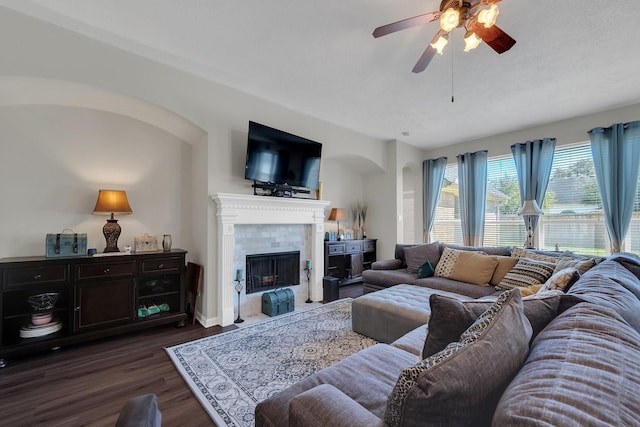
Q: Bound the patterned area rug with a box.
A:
[165,298,376,427]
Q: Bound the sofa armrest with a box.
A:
[372,259,403,270]
[289,384,385,427]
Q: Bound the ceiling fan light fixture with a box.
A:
[463,31,482,52]
[431,33,449,55]
[440,8,460,32]
[477,4,499,28]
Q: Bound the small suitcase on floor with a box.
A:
[261,288,295,317]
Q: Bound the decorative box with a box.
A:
[261,288,295,317]
[45,230,87,257]
[134,234,159,253]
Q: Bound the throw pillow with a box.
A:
[385,289,532,427]
[497,257,556,291]
[512,247,562,264]
[422,291,561,358]
[553,256,597,275]
[539,267,581,292]
[403,242,441,274]
[490,256,519,286]
[418,261,435,278]
[434,247,498,285]
[519,284,542,297]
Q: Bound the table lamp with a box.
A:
[518,199,543,249]
[328,208,347,240]
[93,190,133,252]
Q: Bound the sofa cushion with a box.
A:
[362,268,417,289]
[413,276,499,299]
[496,257,556,290]
[569,261,640,331]
[371,258,403,270]
[115,394,162,427]
[422,291,564,358]
[493,303,640,427]
[489,256,519,286]
[255,344,417,427]
[403,242,441,273]
[384,289,532,427]
[610,253,640,296]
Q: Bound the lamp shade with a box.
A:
[328,208,347,222]
[93,190,133,215]
[518,199,543,216]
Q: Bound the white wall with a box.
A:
[0,105,191,258]
[0,7,389,326]
[424,103,640,162]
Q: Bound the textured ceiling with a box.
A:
[2,0,639,149]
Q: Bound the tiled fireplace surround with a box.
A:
[212,193,330,326]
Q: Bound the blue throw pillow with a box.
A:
[418,261,435,278]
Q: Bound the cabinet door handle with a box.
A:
[75,306,80,312]
[34,274,42,280]
[158,264,164,269]
[104,268,110,273]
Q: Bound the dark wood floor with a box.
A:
[0,284,363,426]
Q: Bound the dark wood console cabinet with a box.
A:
[324,239,376,285]
[0,249,187,367]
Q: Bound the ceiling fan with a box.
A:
[373,0,515,73]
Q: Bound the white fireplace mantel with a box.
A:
[212,193,330,326]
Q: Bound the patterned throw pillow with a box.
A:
[512,247,562,264]
[539,267,581,292]
[384,289,532,427]
[497,257,556,290]
[434,247,498,285]
[553,256,596,275]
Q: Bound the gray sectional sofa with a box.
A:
[255,251,640,426]
[362,242,528,296]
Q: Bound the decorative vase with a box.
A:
[162,234,172,251]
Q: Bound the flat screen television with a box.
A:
[245,121,322,190]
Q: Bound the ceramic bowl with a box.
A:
[32,312,53,325]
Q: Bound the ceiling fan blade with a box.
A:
[470,22,516,54]
[412,30,446,73]
[373,12,440,38]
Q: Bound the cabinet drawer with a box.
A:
[4,265,67,288]
[363,241,376,252]
[346,242,362,253]
[76,261,136,280]
[327,244,345,255]
[140,257,182,275]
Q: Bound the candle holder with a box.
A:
[234,280,244,324]
[305,265,312,303]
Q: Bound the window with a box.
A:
[432,164,461,244]
[431,142,640,255]
[541,144,606,255]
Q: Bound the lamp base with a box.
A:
[103,219,121,253]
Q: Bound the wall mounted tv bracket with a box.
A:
[252,181,311,198]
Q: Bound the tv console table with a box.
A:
[324,239,376,286]
[0,249,187,367]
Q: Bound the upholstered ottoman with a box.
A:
[352,284,474,343]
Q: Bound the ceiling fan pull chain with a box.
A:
[451,48,455,103]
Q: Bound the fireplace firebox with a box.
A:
[246,251,300,294]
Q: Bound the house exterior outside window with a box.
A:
[431,142,640,255]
